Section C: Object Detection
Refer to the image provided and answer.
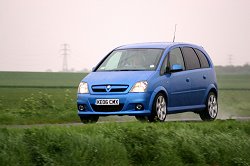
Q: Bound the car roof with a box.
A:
[115,42,201,50]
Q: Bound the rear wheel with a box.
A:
[80,116,99,124]
[148,93,167,122]
[199,92,218,121]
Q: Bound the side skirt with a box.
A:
[167,105,205,114]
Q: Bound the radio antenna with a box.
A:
[172,24,177,42]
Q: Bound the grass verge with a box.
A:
[1,121,250,166]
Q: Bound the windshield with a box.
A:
[96,49,163,71]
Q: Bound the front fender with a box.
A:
[148,86,169,112]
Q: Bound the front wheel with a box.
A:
[148,93,167,122]
[80,116,99,124]
[199,92,218,121]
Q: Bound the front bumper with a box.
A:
[77,92,151,116]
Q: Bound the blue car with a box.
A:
[77,42,218,123]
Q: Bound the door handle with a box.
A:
[203,75,206,79]
[186,78,190,82]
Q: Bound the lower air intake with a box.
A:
[91,104,124,112]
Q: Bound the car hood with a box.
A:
[83,71,155,86]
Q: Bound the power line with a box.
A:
[61,43,70,72]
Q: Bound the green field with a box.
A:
[0,72,250,125]
[0,71,87,87]
[217,74,250,90]
[1,121,250,166]
[0,71,249,89]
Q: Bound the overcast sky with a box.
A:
[0,0,250,72]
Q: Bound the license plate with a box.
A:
[95,99,119,105]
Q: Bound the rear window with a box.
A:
[181,47,200,70]
[195,49,210,68]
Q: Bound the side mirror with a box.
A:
[170,64,183,72]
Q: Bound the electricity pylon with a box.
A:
[61,43,70,72]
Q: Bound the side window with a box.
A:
[194,49,210,68]
[181,47,200,70]
[169,48,185,70]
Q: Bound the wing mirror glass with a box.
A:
[170,64,183,72]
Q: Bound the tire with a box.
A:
[80,116,99,124]
[135,116,148,122]
[148,93,167,122]
[199,92,218,121]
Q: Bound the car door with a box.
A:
[194,48,212,104]
[181,47,207,105]
[162,47,192,108]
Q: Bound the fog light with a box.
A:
[78,104,86,111]
[135,104,143,110]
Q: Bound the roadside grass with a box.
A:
[0,88,77,125]
[0,121,250,166]
[219,90,250,117]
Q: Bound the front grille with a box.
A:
[110,88,127,92]
[91,104,124,112]
[92,85,128,93]
[92,89,106,92]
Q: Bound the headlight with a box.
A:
[130,81,148,93]
[78,82,89,94]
